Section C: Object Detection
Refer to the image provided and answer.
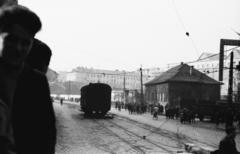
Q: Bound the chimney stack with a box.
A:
[181,62,184,65]
[190,66,194,75]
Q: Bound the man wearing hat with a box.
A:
[219,126,240,154]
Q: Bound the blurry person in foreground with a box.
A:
[0,3,41,153]
[219,126,240,154]
[25,38,52,74]
[10,11,56,154]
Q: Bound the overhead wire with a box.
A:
[171,0,199,57]
[43,38,138,70]
[43,34,240,73]
[146,46,239,73]
[44,36,239,76]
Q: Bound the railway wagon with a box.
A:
[80,83,112,115]
[180,99,218,121]
[180,99,240,122]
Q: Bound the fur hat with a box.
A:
[25,38,52,68]
[225,127,236,135]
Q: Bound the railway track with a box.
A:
[109,115,220,149]
[93,117,187,153]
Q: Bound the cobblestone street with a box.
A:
[109,107,240,151]
[54,101,240,154]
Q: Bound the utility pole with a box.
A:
[228,52,233,109]
[140,64,143,107]
[68,81,70,100]
[123,71,126,102]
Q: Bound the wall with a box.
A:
[168,82,220,107]
[156,83,169,106]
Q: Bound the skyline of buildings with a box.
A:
[55,48,240,96]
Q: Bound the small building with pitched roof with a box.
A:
[144,63,223,108]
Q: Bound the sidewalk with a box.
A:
[55,100,239,133]
[109,108,240,154]
[54,100,239,133]
[109,107,240,134]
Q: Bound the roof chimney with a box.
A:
[190,66,194,75]
[181,62,184,65]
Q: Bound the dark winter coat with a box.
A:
[219,135,240,154]
[0,99,16,154]
[12,64,56,154]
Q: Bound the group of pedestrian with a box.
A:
[0,3,56,154]
[178,109,195,124]
[165,107,180,119]
[149,103,164,115]
[115,100,123,111]
[215,109,240,129]
[125,102,147,114]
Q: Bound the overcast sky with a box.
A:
[19,0,240,72]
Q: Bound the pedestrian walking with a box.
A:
[237,111,240,128]
[153,106,159,120]
[180,112,184,124]
[187,111,192,124]
[216,112,220,127]
[118,103,121,111]
[60,98,63,106]
[225,109,234,128]
[115,101,118,109]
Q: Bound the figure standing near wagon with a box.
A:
[153,106,159,120]
[215,112,220,127]
[118,102,122,111]
[60,98,63,106]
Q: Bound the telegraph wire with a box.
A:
[43,38,138,70]
[171,0,199,57]
[171,0,187,33]
[45,38,240,74]
[189,36,200,58]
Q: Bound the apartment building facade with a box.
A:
[167,49,240,96]
[65,66,150,91]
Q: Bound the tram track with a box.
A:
[112,114,220,149]
[175,119,219,148]
[113,115,201,143]
[94,119,175,154]
[93,119,147,154]
[192,126,220,147]
[93,117,188,154]
[115,116,189,146]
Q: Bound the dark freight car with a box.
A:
[180,99,240,122]
[80,83,112,115]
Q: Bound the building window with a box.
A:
[164,93,167,102]
[151,92,154,101]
